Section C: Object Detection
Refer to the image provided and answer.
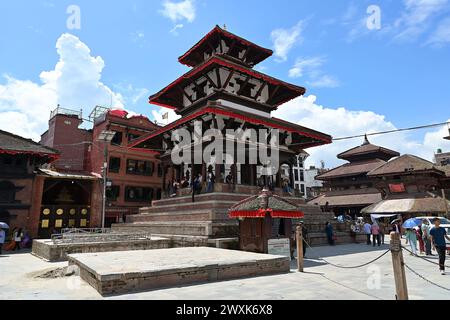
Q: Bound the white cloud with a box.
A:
[160,0,196,23]
[289,56,339,88]
[273,95,450,168]
[0,33,124,141]
[308,75,340,88]
[394,0,448,42]
[427,17,450,45]
[289,57,325,78]
[113,83,149,105]
[270,21,304,62]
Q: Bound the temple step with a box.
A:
[151,192,253,207]
[112,220,239,237]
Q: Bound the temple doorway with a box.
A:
[38,179,92,238]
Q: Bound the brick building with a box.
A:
[0,129,59,237]
[40,106,162,228]
[89,108,162,225]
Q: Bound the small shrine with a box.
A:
[229,189,304,254]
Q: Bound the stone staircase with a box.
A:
[112,192,362,248]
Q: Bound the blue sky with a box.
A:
[0,0,449,166]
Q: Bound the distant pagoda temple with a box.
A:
[130,25,331,191]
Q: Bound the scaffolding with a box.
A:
[89,105,110,123]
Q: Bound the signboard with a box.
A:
[268,238,291,259]
[389,183,406,193]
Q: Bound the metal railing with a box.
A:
[50,107,82,120]
[52,233,152,244]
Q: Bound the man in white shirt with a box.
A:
[0,228,6,255]
[364,222,372,245]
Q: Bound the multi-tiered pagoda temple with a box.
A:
[131,26,331,190]
[116,26,332,246]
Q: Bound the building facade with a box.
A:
[90,108,162,225]
[0,129,59,238]
[40,106,163,229]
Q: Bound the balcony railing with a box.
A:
[50,107,82,120]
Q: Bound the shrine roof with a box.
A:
[337,136,399,161]
[129,103,332,150]
[0,129,59,162]
[367,154,446,177]
[229,189,304,218]
[316,158,387,180]
[178,25,273,67]
[308,193,382,207]
[149,55,306,111]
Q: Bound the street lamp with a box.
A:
[97,130,116,229]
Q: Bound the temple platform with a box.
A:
[32,236,171,262]
[68,247,290,296]
[112,191,361,247]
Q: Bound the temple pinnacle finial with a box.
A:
[223,24,227,30]
[362,134,370,145]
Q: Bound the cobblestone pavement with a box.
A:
[0,239,449,300]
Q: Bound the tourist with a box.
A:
[371,222,381,247]
[13,228,23,251]
[415,225,425,255]
[225,172,233,185]
[364,221,372,245]
[325,222,335,246]
[193,173,202,195]
[430,218,450,275]
[350,222,358,243]
[206,166,215,193]
[0,227,5,254]
[421,219,433,256]
[405,228,417,256]
[378,219,386,245]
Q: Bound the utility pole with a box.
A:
[296,225,304,272]
[442,189,449,219]
[97,130,116,229]
[390,232,409,300]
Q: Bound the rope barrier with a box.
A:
[403,263,450,292]
[301,236,390,269]
[401,246,450,268]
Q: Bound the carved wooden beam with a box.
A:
[204,72,219,89]
[223,69,235,89]
[268,85,280,103]
[176,85,193,104]
[254,82,267,101]
[237,75,251,95]
[215,68,222,88]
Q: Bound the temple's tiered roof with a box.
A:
[178,25,273,67]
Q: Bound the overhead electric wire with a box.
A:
[333,121,450,141]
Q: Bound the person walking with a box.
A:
[325,222,335,246]
[371,223,381,247]
[0,228,5,255]
[13,228,23,251]
[206,166,215,193]
[421,219,433,256]
[378,220,386,245]
[430,218,450,275]
[364,221,372,245]
[405,228,418,256]
[415,226,425,255]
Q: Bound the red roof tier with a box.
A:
[149,55,306,111]
[129,103,332,150]
[179,25,273,67]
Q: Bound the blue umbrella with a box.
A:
[0,222,9,229]
[402,218,419,229]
